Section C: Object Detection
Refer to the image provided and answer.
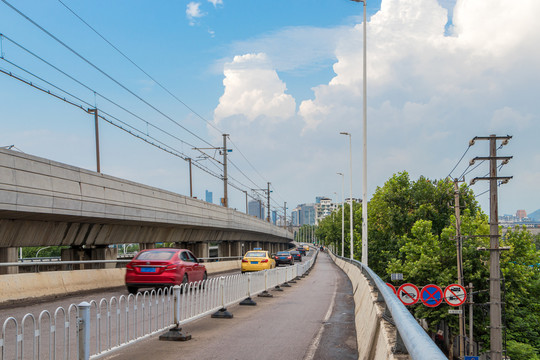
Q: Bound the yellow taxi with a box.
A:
[241,249,276,273]
[303,244,310,252]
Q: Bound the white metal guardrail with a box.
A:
[1,251,317,360]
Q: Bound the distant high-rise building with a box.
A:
[299,203,317,225]
[248,200,263,219]
[272,210,277,225]
[516,210,527,220]
[205,190,213,204]
[291,208,300,226]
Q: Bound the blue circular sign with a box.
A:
[420,284,443,307]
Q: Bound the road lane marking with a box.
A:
[303,273,338,360]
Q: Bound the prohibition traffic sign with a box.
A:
[386,283,397,295]
[421,284,443,307]
[444,284,467,307]
[397,283,420,306]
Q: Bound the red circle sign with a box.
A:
[386,283,396,295]
[421,284,443,307]
[444,284,467,306]
[397,283,420,306]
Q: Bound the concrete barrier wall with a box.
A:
[330,254,408,360]
[0,260,240,304]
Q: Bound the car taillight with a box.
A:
[126,264,134,271]
[165,264,177,271]
[261,259,268,263]
[242,259,248,263]
[287,256,292,259]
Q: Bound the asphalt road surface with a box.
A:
[100,252,357,360]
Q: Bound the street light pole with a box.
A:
[351,0,368,265]
[337,172,345,257]
[340,132,353,260]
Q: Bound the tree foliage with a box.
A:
[315,171,540,355]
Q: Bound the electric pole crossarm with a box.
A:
[470,176,513,185]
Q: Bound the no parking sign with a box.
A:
[420,284,443,307]
[444,284,467,307]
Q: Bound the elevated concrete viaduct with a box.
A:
[0,148,293,273]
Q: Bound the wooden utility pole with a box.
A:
[222,134,228,207]
[284,202,287,229]
[469,134,512,360]
[453,179,465,359]
[88,108,100,173]
[267,182,271,222]
[188,158,193,197]
[469,282,474,356]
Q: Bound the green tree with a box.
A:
[367,172,480,276]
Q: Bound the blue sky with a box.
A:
[1,0,539,218]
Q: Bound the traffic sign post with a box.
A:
[444,284,467,307]
[386,282,396,295]
[397,283,420,306]
[420,284,443,307]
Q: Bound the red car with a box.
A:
[125,248,207,294]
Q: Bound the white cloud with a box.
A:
[208,0,223,7]
[213,53,296,125]
[213,0,540,214]
[186,2,205,26]
[491,107,532,132]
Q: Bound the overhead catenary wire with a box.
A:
[56,0,224,137]
[0,48,201,154]
[1,0,215,148]
[1,1,286,209]
[0,62,281,207]
[0,65,227,180]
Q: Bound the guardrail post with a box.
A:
[258,270,273,297]
[77,302,90,360]
[273,268,283,292]
[240,273,257,305]
[212,276,233,318]
[159,286,191,341]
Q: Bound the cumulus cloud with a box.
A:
[213,0,540,213]
[186,2,205,26]
[491,107,532,132]
[213,53,296,125]
[208,0,223,7]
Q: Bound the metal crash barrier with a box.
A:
[330,252,446,360]
[1,251,318,360]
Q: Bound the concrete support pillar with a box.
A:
[90,245,118,269]
[0,247,18,274]
[230,242,243,257]
[173,242,188,249]
[218,242,230,258]
[61,246,86,270]
[192,242,209,259]
[139,243,155,251]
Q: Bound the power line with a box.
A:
[0,49,201,153]
[56,0,224,137]
[1,1,288,210]
[1,0,215,148]
[448,144,472,179]
[0,65,227,181]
